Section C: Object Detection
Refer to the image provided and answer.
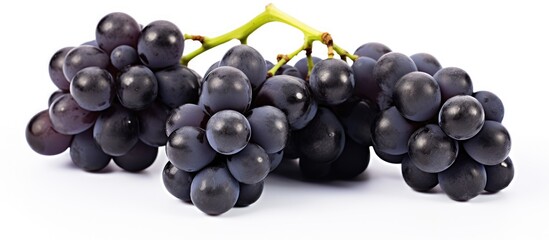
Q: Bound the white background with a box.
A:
[1,0,547,239]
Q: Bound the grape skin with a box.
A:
[70,128,111,172]
[165,104,210,137]
[246,106,289,154]
[393,72,441,122]
[26,110,73,156]
[463,121,511,166]
[49,94,99,135]
[473,91,504,122]
[371,106,417,155]
[155,65,200,109]
[235,181,264,207]
[226,143,270,184]
[374,52,417,110]
[163,161,194,202]
[433,67,473,102]
[166,126,216,172]
[438,95,485,140]
[484,157,514,193]
[190,164,240,215]
[438,153,487,201]
[138,20,184,69]
[63,45,110,82]
[198,66,252,114]
[206,110,251,155]
[408,124,458,173]
[96,12,141,54]
[113,141,158,172]
[93,104,139,156]
[309,58,355,105]
[410,53,442,76]
[117,65,159,110]
[70,67,115,111]
[401,155,438,192]
[49,47,73,91]
[219,44,267,91]
[354,42,392,60]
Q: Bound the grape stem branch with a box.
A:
[180,4,357,77]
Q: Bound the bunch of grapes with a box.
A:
[25,12,199,172]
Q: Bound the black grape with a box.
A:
[48,91,67,107]
[438,95,485,140]
[49,47,73,91]
[138,101,170,147]
[49,94,99,135]
[206,110,251,155]
[93,104,139,156]
[354,42,392,60]
[408,124,458,173]
[96,12,140,54]
[166,126,216,172]
[352,56,379,103]
[155,64,200,108]
[198,66,252,114]
[165,104,209,136]
[401,155,438,192]
[63,45,110,82]
[219,44,267,91]
[463,121,511,166]
[26,110,73,156]
[473,91,504,122]
[110,45,140,70]
[333,98,378,146]
[294,56,321,79]
[439,153,487,201]
[70,128,111,172]
[484,157,514,193]
[227,143,270,184]
[374,146,405,164]
[299,159,331,180]
[235,181,264,207]
[374,52,417,110]
[70,67,115,111]
[309,58,355,105]
[331,137,370,179]
[410,53,442,76]
[371,106,416,155]
[113,141,157,172]
[268,150,284,172]
[394,72,441,122]
[138,20,184,69]
[246,106,289,154]
[433,67,473,102]
[163,161,194,202]
[117,65,158,110]
[190,164,240,215]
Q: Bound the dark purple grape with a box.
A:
[70,67,115,111]
[117,65,158,110]
[49,47,73,91]
[438,95,485,140]
[138,101,170,147]
[485,157,514,193]
[227,143,270,184]
[70,128,111,172]
[401,155,438,192]
[49,94,99,135]
[354,42,392,60]
[93,104,139,156]
[299,159,331,180]
[110,45,140,70]
[246,106,289,154]
[206,110,251,155]
[309,58,355,105]
[155,65,200,108]
[48,91,67,107]
[331,137,370,179]
[254,75,317,129]
[63,45,110,82]
[374,52,417,110]
[96,12,140,54]
[373,146,405,164]
[166,126,216,172]
[295,107,345,164]
[410,53,442,76]
[294,56,321,79]
[394,72,441,122]
[334,98,378,146]
[463,121,511,166]
[219,44,267,91]
[433,67,473,102]
[371,106,416,155]
[198,66,252,114]
[26,110,73,155]
[235,181,264,207]
[438,153,487,201]
[281,65,302,79]
[408,124,458,173]
[190,164,240,215]
[113,141,157,172]
[473,91,504,122]
[163,161,194,202]
[165,104,210,137]
[268,150,284,172]
[138,20,184,69]
[352,56,379,102]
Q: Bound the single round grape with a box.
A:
[49,94,99,135]
[401,155,438,192]
[408,124,458,173]
[26,110,73,156]
[206,110,251,155]
[246,106,289,154]
[394,72,441,122]
[110,45,139,70]
[371,106,416,155]
[70,67,115,111]
[49,47,73,91]
[374,52,417,110]
[117,65,158,110]
[190,164,240,215]
[373,146,405,164]
[254,75,317,129]
[352,56,379,103]
[165,104,210,137]
[227,143,270,184]
[235,181,264,207]
[410,53,442,76]
[433,67,473,102]
[333,98,378,146]
[96,12,140,54]
[309,58,355,105]
[294,56,321,79]
[166,126,216,172]
[138,20,184,69]
[331,137,370,179]
[63,45,109,82]
[299,158,331,180]
[48,91,67,107]
[268,150,284,172]
[113,141,157,172]
[219,44,267,91]
[138,101,170,147]
[295,107,345,164]
[70,128,111,172]
[439,154,487,201]
[163,161,194,202]
[439,95,485,140]
[155,64,200,108]
[354,42,392,60]
[473,91,504,122]
[93,104,139,156]
[485,157,514,193]
[463,121,511,166]
[198,66,252,114]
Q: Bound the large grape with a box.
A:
[473,91,504,122]
[70,129,111,172]
[438,153,487,201]
[96,12,140,54]
[70,67,115,111]
[246,106,289,154]
[463,121,511,166]
[138,20,184,69]
[190,164,240,215]
[166,126,216,172]
[351,56,379,102]
[401,155,438,192]
[408,124,458,173]
[206,110,251,155]
[226,143,270,184]
[198,66,252,114]
[484,157,514,193]
[165,104,210,136]
[117,65,158,110]
[219,44,267,91]
[49,94,99,135]
[26,110,73,156]
[155,65,200,108]
[93,104,139,156]
[410,53,442,76]
[371,106,416,155]
[138,101,170,147]
[113,141,158,172]
[63,45,110,82]
[393,72,441,122]
[309,58,355,105]
[374,52,417,110]
[163,161,194,202]
[438,95,485,140]
[433,67,473,102]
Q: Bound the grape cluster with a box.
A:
[26,12,198,172]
